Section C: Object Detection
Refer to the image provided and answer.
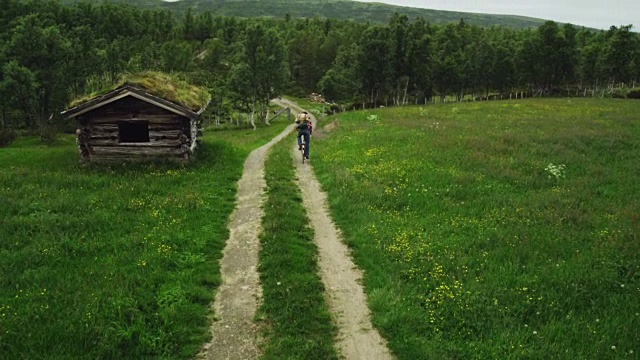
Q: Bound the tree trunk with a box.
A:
[250,110,256,130]
[250,96,257,130]
[402,78,409,106]
[264,104,271,126]
[395,84,400,106]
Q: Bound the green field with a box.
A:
[0,121,288,359]
[312,98,639,359]
[1,98,639,359]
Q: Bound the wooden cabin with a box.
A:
[61,82,209,163]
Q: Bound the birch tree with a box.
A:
[358,25,392,106]
[229,24,288,129]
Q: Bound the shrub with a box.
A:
[610,88,629,99]
[39,124,59,144]
[0,128,16,147]
[626,88,640,99]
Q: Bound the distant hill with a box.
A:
[59,0,550,29]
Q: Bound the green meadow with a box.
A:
[1,98,639,359]
[0,121,288,359]
[312,98,639,359]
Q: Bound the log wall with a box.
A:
[76,96,195,163]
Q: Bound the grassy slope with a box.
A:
[311,98,640,359]
[0,120,288,359]
[59,0,548,29]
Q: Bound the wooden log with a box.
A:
[88,134,118,140]
[88,139,183,147]
[90,102,177,117]
[87,129,183,139]
[149,123,184,131]
[88,115,183,124]
[88,136,182,143]
[89,124,119,132]
[86,155,189,163]
[148,130,183,138]
[87,139,120,146]
[90,146,187,156]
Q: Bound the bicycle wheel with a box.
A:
[301,142,306,163]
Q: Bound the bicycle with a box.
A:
[300,138,307,163]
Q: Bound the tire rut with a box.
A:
[199,121,295,360]
[200,99,393,360]
[279,99,394,360]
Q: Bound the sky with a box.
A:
[353,0,639,30]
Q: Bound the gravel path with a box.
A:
[277,99,394,360]
[199,120,295,360]
[200,99,393,360]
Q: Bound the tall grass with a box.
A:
[312,98,640,359]
[0,121,288,359]
[258,136,338,359]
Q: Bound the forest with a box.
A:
[0,0,639,145]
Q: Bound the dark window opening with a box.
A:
[118,121,149,143]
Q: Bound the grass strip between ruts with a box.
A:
[257,134,339,359]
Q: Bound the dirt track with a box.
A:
[280,99,393,360]
[199,120,295,360]
[199,99,393,360]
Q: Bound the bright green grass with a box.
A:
[258,135,338,359]
[208,120,289,152]
[0,120,288,359]
[312,98,640,359]
[285,96,329,118]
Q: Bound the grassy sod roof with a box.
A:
[68,71,211,113]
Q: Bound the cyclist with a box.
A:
[295,112,310,147]
[296,114,312,160]
[295,111,308,123]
